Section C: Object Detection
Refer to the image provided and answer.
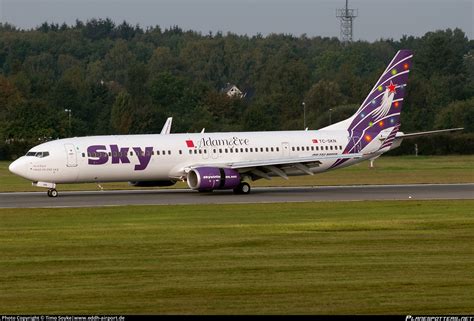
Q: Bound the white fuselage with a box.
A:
[9,129,385,185]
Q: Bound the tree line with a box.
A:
[0,19,472,159]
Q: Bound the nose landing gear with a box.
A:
[33,182,58,197]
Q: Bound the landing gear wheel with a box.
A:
[234,182,251,195]
[47,189,58,198]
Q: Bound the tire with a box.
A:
[240,182,251,194]
[49,189,58,198]
[234,182,251,195]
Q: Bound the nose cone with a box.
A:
[9,158,27,178]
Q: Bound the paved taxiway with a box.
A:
[0,184,472,208]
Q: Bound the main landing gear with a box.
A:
[233,182,251,195]
[47,189,58,198]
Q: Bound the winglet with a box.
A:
[160,117,173,135]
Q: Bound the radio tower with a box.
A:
[336,0,358,44]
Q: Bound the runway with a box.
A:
[0,183,472,208]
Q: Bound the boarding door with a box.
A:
[202,147,209,160]
[210,147,219,159]
[351,136,362,153]
[64,143,78,167]
[281,142,290,157]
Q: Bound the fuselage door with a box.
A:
[202,147,209,160]
[64,143,78,167]
[210,147,218,159]
[281,142,290,157]
[351,136,362,153]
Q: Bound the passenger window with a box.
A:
[250,148,253,152]
[157,151,161,155]
[198,150,202,154]
[276,147,279,152]
[330,146,333,150]
[296,147,300,151]
[270,147,274,152]
[316,146,319,151]
[245,148,248,152]
[204,150,207,154]
[225,149,228,153]
[311,146,314,151]
[291,147,295,152]
[82,153,85,157]
[168,150,171,155]
[130,152,134,156]
[189,150,192,155]
[179,150,182,155]
[240,148,244,152]
[219,149,223,153]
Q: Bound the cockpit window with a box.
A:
[26,151,50,158]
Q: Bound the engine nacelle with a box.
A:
[129,180,176,187]
[187,167,241,191]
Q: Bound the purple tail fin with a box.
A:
[330,50,413,168]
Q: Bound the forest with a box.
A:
[0,19,472,159]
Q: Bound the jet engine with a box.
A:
[187,167,241,191]
[129,180,176,187]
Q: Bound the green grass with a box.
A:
[1,200,473,314]
[1,155,473,192]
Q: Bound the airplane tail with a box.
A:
[326,49,413,154]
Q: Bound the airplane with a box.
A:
[8,50,463,197]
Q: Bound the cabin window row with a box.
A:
[83,150,173,158]
[82,145,343,158]
[292,145,343,152]
[189,146,280,155]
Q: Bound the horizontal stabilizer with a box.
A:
[396,128,463,139]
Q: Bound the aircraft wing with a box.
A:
[396,127,463,139]
[181,153,363,180]
[228,153,362,169]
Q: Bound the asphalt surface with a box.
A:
[0,184,472,208]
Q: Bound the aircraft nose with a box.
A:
[9,160,19,175]
[9,158,26,177]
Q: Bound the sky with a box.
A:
[0,0,472,41]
